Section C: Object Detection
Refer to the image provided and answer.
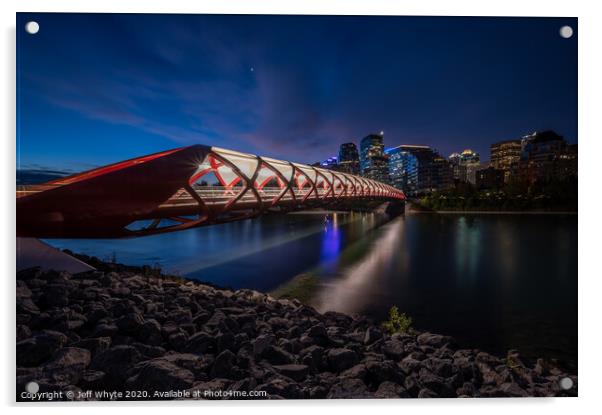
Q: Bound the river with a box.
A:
[46,210,577,370]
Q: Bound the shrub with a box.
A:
[382,306,413,335]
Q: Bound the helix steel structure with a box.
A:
[17,144,405,238]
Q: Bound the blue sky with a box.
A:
[17,13,577,171]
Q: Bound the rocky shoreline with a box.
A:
[17,256,577,400]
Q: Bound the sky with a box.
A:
[17,13,577,172]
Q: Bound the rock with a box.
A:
[327,348,359,373]
[216,331,236,352]
[307,324,328,340]
[115,313,145,334]
[186,331,214,354]
[257,377,302,399]
[264,346,295,365]
[456,381,477,397]
[418,368,455,397]
[211,349,236,378]
[327,378,372,399]
[418,388,439,398]
[42,347,91,385]
[499,382,529,397]
[252,334,274,356]
[423,357,454,378]
[80,370,106,390]
[375,381,409,398]
[364,327,383,345]
[90,345,142,386]
[267,317,290,330]
[382,340,406,360]
[168,331,189,351]
[399,356,422,374]
[272,364,309,382]
[92,323,118,338]
[16,325,32,342]
[127,359,194,391]
[17,330,68,367]
[417,333,452,348]
[72,337,111,357]
[341,363,368,380]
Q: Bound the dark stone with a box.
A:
[72,337,111,357]
[186,331,214,354]
[374,381,408,398]
[417,333,453,348]
[418,388,439,398]
[399,356,422,374]
[307,324,328,339]
[168,331,189,351]
[90,345,142,386]
[80,370,106,390]
[42,347,91,385]
[341,363,368,380]
[382,340,406,360]
[327,378,372,399]
[364,327,383,345]
[211,349,236,378]
[216,331,236,352]
[252,334,274,356]
[272,364,309,382]
[92,323,118,338]
[499,382,529,397]
[115,313,145,334]
[264,346,295,365]
[127,359,194,391]
[423,357,454,378]
[257,377,302,399]
[17,330,68,367]
[327,348,359,373]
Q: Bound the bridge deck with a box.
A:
[17,145,405,238]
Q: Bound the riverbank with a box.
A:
[17,256,577,400]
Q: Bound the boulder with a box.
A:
[211,349,236,379]
[272,364,309,382]
[327,378,372,399]
[327,348,359,373]
[17,330,68,367]
[127,359,194,391]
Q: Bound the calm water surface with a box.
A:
[47,211,577,370]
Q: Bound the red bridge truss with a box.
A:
[17,145,405,238]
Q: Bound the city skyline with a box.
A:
[17,14,577,172]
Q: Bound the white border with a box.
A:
[3,1,601,414]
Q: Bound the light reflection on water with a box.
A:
[313,218,404,314]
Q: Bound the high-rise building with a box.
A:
[338,142,360,175]
[490,139,521,183]
[360,133,389,183]
[519,130,577,184]
[447,149,480,184]
[448,152,466,182]
[394,145,452,193]
[460,149,480,185]
[386,146,419,195]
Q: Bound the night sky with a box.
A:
[17,13,577,172]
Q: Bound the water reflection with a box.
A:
[321,214,342,264]
[313,218,404,314]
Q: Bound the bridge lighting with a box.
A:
[17,144,405,238]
